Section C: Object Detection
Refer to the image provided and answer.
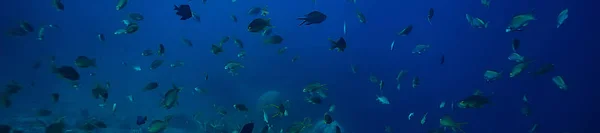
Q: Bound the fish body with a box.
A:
[506,10,536,32]
[150,60,164,70]
[129,13,144,21]
[376,95,390,104]
[298,11,327,26]
[264,35,283,44]
[508,53,525,62]
[116,0,128,10]
[161,84,182,109]
[53,66,80,81]
[143,82,159,91]
[174,5,193,20]
[75,56,97,68]
[458,95,490,108]
[137,116,147,125]
[412,44,430,55]
[248,18,271,32]
[53,0,65,11]
[356,10,366,23]
[147,120,167,133]
[552,76,567,91]
[557,9,569,28]
[329,37,347,52]
[37,27,45,40]
[427,8,434,24]
[483,70,501,83]
[397,25,413,36]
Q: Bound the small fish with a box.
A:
[240,122,254,133]
[427,8,434,25]
[298,11,327,26]
[440,54,445,64]
[127,95,134,102]
[233,104,249,111]
[116,0,128,10]
[376,95,390,104]
[329,104,336,112]
[248,18,271,32]
[343,21,347,35]
[231,15,238,22]
[420,112,428,125]
[111,103,117,114]
[396,83,401,90]
[97,33,105,42]
[37,27,45,40]
[408,112,414,120]
[378,80,384,93]
[397,25,413,36]
[264,35,284,44]
[412,76,420,88]
[390,40,395,51]
[263,110,269,123]
[481,0,491,8]
[529,124,538,133]
[150,60,164,70]
[204,72,209,80]
[323,113,334,124]
[158,44,165,56]
[552,76,567,91]
[136,116,147,126]
[506,10,536,32]
[174,5,193,20]
[356,10,366,23]
[512,38,520,52]
[439,101,446,108]
[51,93,59,103]
[328,37,346,52]
[52,0,65,11]
[522,94,529,103]
[556,8,569,28]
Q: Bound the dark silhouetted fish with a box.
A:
[298,11,327,26]
[240,122,254,133]
[137,116,148,126]
[174,5,192,20]
[248,18,271,32]
[53,66,80,81]
[329,37,346,52]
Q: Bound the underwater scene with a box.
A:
[0,0,596,133]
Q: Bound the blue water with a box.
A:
[1,0,597,133]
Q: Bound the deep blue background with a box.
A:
[1,0,598,133]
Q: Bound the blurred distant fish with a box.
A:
[137,116,147,126]
[556,8,568,28]
[52,0,64,11]
[116,0,128,10]
[174,5,192,20]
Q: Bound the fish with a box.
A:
[240,122,254,133]
[427,8,434,25]
[248,18,271,32]
[466,14,489,28]
[150,60,164,70]
[531,63,554,76]
[483,70,501,83]
[420,112,428,125]
[512,38,520,52]
[323,113,334,124]
[191,12,201,22]
[390,40,395,51]
[97,33,105,42]
[182,37,193,47]
[439,114,467,133]
[557,8,569,28]
[458,95,490,108]
[298,11,327,26]
[412,76,420,88]
[329,37,347,52]
[161,84,182,109]
[37,27,45,40]
[481,0,491,8]
[174,5,193,20]
[19,21,34,32]
[376,95,390,104]
[51,93,59,103]
[233,104,249,111]
[127,95,134,102]
[440,54,445,64]
[552,76,567,91]
[136,116,147,126]
[397,25,413,36]
[263,110,269,123]
[52,0,65,11]
[439,101,446,108]
[129,13,144,21]
[329,104,336,112]
[158,44,165,56]
[231,15,238,22]
[211,44,223,55]
[264,35,283,44]
[408,112,414,120]
[356,10,366,23]
[343,21,347,35]
[74,56,97,68]
[506,10,536,32]
[52,66,80,81]
[116,0,128,10]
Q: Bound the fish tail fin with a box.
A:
[173,5,179,10]
[484,22,489,28]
